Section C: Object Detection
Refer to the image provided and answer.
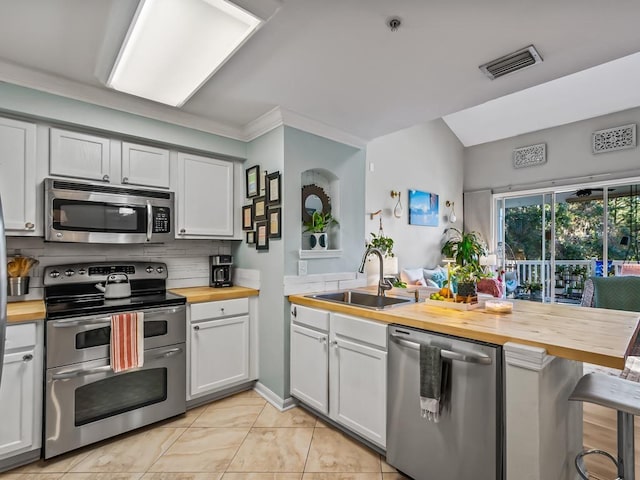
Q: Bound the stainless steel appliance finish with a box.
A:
[45,178,173,244]
[44,261,187,458]
[387,325,504,480]
[0,196,6,387]
[210,255,233,288]
[307,290,413,310]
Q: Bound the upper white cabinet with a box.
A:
[50,128,170,189]
[0,117,38,235]
[176,152,234,238]
[50,128,111,182]
[121,142,170,189]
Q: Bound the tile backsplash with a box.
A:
[7,237,233,301]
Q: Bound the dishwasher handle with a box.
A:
[390,333,492,365]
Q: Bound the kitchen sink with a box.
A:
[307,290,414,310]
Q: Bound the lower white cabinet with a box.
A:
[188,298,253,400]
[0,322,43,460]
[290,305,387,448]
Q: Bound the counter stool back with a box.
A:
[569,373,640,479]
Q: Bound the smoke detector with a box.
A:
[479,45,543,80]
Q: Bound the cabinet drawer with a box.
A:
[191,298,249,321]
[331,313,387,350]
[5,323,37,351]
[291,305,329,332]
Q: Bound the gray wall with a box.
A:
[365,119,465,270]
[464,105,640,193]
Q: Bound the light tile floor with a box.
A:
[0,390,405,480]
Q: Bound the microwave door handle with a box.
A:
[146,201,153,242]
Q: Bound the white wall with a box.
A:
[365,119,465,270]
[464,105,640,192]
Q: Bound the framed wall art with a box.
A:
[242,205,254,231]
[268,207,281,238]
[245,165,260,198]
[246,231,256,244]
[408,189,439,227]
[253,196,267,221]
[256,221,269,251]
[266,171,281,206]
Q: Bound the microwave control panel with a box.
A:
[152,207,171,233]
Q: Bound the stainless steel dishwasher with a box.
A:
[387,324,504,480]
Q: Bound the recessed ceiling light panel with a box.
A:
[107,0,262,107]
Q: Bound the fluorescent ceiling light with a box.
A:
[108,0,262,107]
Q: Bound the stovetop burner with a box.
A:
[44,261,186,319]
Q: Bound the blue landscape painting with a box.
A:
[408,190,439,226]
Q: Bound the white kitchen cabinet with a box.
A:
[0,117,38,235]
[50,128,111,182]
[188,298,251,399]
[176,152,233,238]
[0,322,43,461]
[50,128,170,189]
[121,141,170,189]
[289,305,387,448]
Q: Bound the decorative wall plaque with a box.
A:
[513,143,546,169]
[592,124,636,154]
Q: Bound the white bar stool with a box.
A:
[569,373,640,480]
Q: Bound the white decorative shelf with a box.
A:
[299,249,343,259]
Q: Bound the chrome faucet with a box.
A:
[358,246,393,298]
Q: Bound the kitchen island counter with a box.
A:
[170,286,259,304]
[289,293,639,370]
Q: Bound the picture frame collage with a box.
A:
[244,165,282,251]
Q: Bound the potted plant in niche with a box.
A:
[303,211,339,250]
[441,228,487,302]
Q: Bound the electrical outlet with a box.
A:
[298,260,308,276]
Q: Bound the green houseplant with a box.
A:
[303,211,339,250]
[368,231,394,257]
[441,228,487,301]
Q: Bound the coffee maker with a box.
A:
[210,255,233,288]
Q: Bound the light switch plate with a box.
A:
[298,260,308,276]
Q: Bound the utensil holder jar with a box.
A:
[8,276,30,296]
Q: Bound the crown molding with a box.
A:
[242,106,368,148]
[0,60,245,141]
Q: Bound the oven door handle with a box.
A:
[50,317,112,328]
[50,347,184,379]
[146,201,153,242]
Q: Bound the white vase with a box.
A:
[309,232,328,250]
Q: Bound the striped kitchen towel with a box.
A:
[110,312,144,373]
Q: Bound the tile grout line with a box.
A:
[221,400,268,475]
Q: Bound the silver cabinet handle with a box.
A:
[23,354,33,362]
[179,229,186,234]
[220,307,225,314]
[292,307,297,317]
[102,174,110,182]
[122,176,129,184]
[193,325,200,331]
[25,222,34,229]
[318,337,326,344]
[390,333,492,365]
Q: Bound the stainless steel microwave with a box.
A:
[45,178,174,244]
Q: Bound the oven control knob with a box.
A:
[78,269,86,275]
[49,270,60,278]
[146,266,154,273]
[156,266,164,274]
[65,269,75,277]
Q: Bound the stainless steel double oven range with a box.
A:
[43,262,186,459]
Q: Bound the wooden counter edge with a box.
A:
[170,286,259,304]
[288,294,628,370]
[8,300,46,323]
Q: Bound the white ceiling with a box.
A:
[1,0,640,145]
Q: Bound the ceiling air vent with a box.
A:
[479,45,543,80]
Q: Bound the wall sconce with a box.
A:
[445,201,457,223]
[390,191,403,218]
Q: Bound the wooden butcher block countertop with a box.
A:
[170,286,259,304]
[7,300,46,323]
[289,292,640,370]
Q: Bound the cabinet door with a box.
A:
[0,117,37,234]
[290,323,329,415]
[177,153,233,238]
[121,142,170,189]
[190,315,249,397]
[50,128,111,182]
[0,348,35,456]
[329,336,387,448]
